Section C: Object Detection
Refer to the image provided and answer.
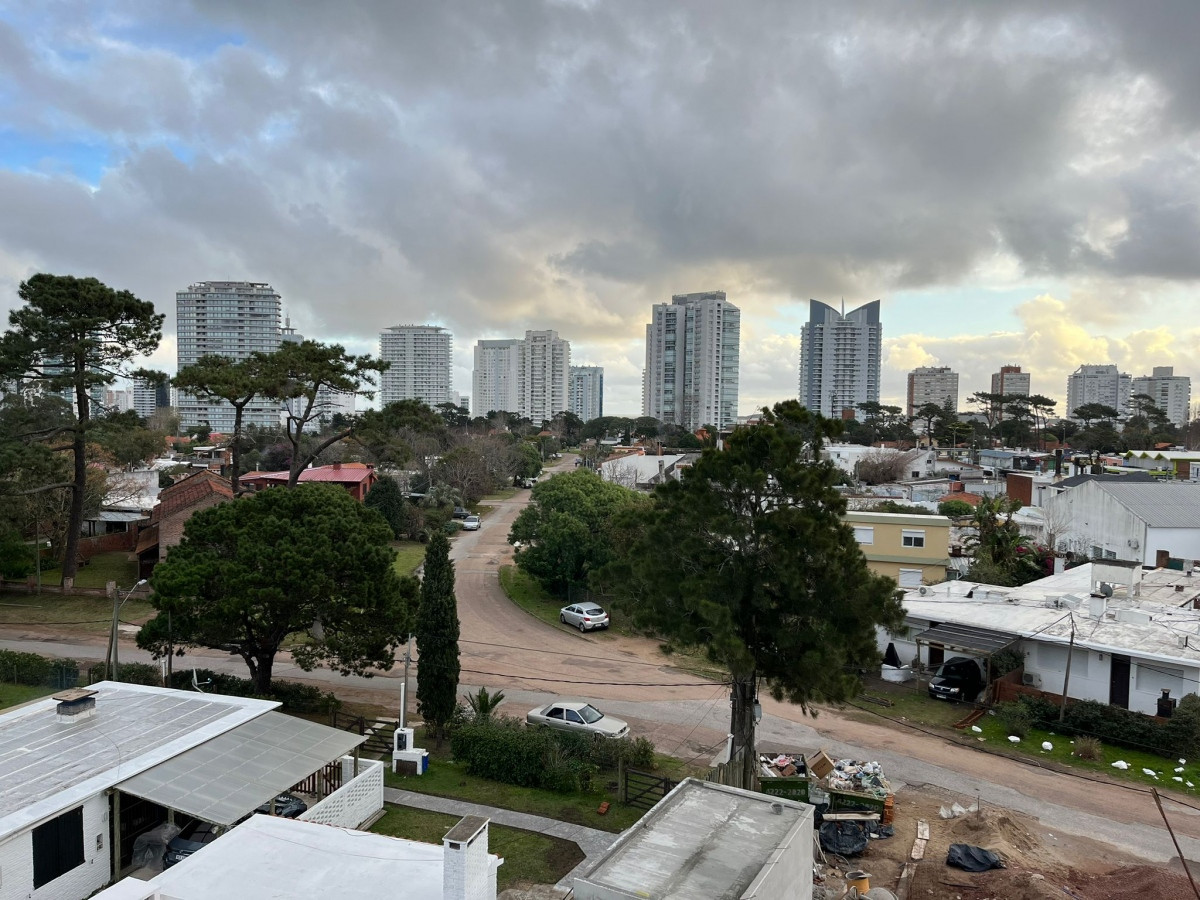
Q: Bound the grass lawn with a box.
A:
[371,805,583,891]
[498,565,574,632]
[386,726,644,833]
[0,683,57,710]
[67,552,138,589]
[0,593,157,635]
[481,487,518,502]
[392,541,427,577]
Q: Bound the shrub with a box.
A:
[1073,736,1103,761]
[995,701,1032,738]
[88,662,161,685]
[1165,694,1200,761]
[0,650,78,687]
[164,669,339,713]
[938,499,974,518]
[626,736,657,769]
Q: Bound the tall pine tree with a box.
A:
[416,530,460,747]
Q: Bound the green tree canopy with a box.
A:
[600,400,903,707]
[364,475,408,539]
[416,531,460,746]
[137,484,416,693]
[0,274,163,577]
[964,494,1044,586]
[509,469,646,597]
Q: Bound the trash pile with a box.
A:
[826,759,893,800]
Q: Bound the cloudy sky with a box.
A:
[2,1,1199,417]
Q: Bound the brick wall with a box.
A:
[0,793,111,900]
[159,494,227,557]
[78,531,138,561]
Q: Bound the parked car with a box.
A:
[927,656,986,702]
[163,819,222,868]
[527,700,629,738]
[462,515,481,531]
[451,507,469,519]
[255,793,308,818]
[560,604,609,631]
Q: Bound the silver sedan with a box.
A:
[527,700,629,739]
[559,604,609,631]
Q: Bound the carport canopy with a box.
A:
[912,622,1019,657]
[117,710,365,826]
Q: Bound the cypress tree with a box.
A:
[416,530,460,747]
[364,475,407,538]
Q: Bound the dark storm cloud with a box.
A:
[0,0,1199,409]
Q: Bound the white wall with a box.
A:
[299,759,383,830]
[1044,483,1147,563]
[1,793,111,900]
[1145,528,1200,567]
[740,812,814,900]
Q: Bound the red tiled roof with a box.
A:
[939,491,983,506]
[135,523,160,555]
[241,463,375,486]
[151,470,233,524]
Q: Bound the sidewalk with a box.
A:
[383,787,620,888]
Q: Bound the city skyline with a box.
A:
[1,5,1199,417]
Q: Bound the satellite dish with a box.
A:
[1100,583,1114,597]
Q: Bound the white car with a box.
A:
[560,604,609,631]
[527,700,629,739]
[462,515,481,531]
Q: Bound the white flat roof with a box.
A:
[0,683,275,841]
[902,566,1200,665]
[576,778,812,900]
[125,815,447,899]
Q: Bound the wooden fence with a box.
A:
[622,768,678,810]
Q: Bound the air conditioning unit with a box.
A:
[918,586,929,596]
[1021,672,1041,687]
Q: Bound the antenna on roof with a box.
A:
[191,668,212,693]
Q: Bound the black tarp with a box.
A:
[946,844,1005,871]
[819,821,869,856]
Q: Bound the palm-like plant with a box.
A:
[463,686,506,723]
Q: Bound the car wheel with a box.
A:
[560,614,567,624]
[578,621,586,632]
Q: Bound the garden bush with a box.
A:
[0,650,78,687]
[1072,735,1103,761]
[995,701,1032,738]
[88,662,162,685]
[165,668,339,713]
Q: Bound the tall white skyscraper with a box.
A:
[176,281,282,431]
[1131,366,1191,428]
[906,366,959,418]
[990,365,1031,398]
[1066,364,1131,420]
[569,366,604,422]
[472,339,523,417]
[132,379,169,418]
[521,330,570,426]
[379,325,453,408]
[798,300,881,419]
[472,332,571,422]
[643,291,740,431]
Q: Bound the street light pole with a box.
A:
[110,579,148,682]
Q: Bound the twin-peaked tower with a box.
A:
[798,299,881,419]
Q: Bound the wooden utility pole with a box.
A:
[1058,614,1076,722]
[728,673,758,791]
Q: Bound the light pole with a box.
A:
[109,579,147,682]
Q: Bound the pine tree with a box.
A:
[364,475,407,538]
[416,530,460,747]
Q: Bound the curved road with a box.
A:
[4,455,1200,867]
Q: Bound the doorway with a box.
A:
[1109,655,1131,709]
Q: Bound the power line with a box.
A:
[459,667,728,688]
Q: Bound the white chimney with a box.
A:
[1088,595,1107,620]
[443,816,498,900]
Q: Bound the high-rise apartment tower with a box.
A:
[379,325,453,409]
[569,366,604,422]
[798,300,881,418]
[176,281,282,431]
[1066,364,1131,420]
[643,291,740,431]
[906,366,959,418]
[1131,366,1191,429]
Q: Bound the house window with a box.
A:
[902,530,926,548]
[1135,663,1184,695]
[853,526,874,545]
[33,806,85,889]
[1038,644,1089,677]
[898,568,923,589]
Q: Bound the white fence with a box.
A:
[299,758,384,828]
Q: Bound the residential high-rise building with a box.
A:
[990,365,1031,398]
[569,366,604,422]
[379,325,453,409]
[798,300,881,419]
[643,291,740,431]
[1131,366,1191,429]
[472,339,522,418]
[471,332,571,422]
[520,330,570,426]
[132,379,170,418]
[906,366,959,419]
[1066,364,1131,420]
[280,317,356,422]
[176,281,282,431]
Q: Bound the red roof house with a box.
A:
[136,470,234,577]
[239,462,377,502]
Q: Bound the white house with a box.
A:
[573,778,813,900]
[1043,480,1200,565]
[823,444,936,481]
[599,453,698,491]
[0,682,378,900]
[881,563,1200,716]
[94,813,500,900]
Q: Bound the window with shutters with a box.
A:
[32,806,85,889]
[898,568,923,588]
[853,526,874,545]
[902,529,926,548]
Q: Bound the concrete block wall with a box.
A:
[1,793,111,900]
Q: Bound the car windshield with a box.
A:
[585,608,605,616]
[579,704,603,724]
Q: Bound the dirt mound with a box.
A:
[947,809,1043,863]
[1065,864,1195,899]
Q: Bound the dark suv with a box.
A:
[928,656,985,702]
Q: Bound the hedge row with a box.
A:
[164,668,341,715]
[450,717,656,793]
[0,649,79,687]
[999,693,1200,759]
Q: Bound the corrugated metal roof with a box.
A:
[912,622,1020,655]
[1094,481,1200,527]
[118,711,365,825]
